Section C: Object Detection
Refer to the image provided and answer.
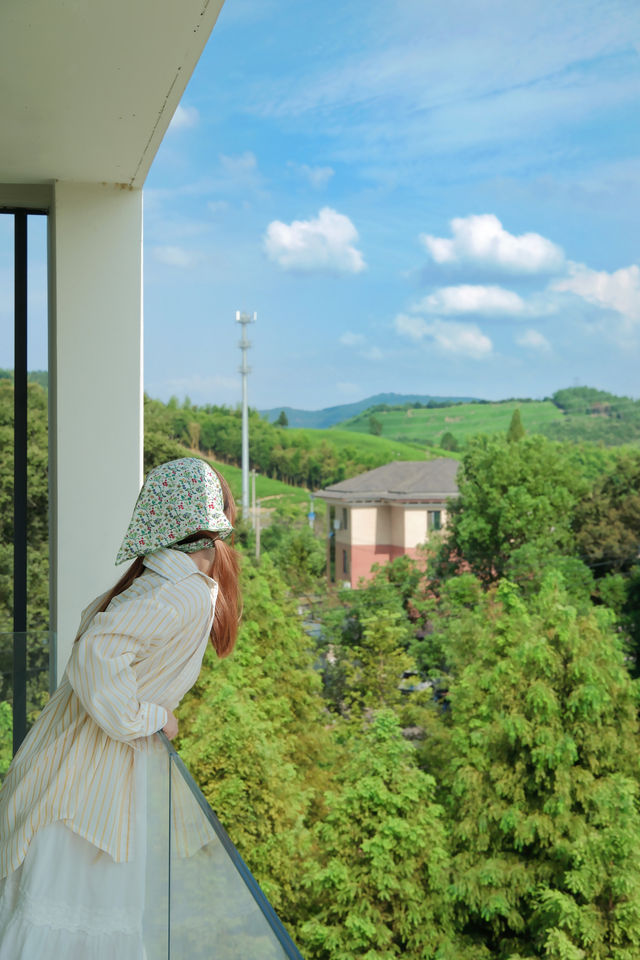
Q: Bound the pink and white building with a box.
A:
[316,459,460,587]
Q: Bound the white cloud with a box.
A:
[220,151,258,175]
[290,163,335,189]
[394,313,429,342]
[421,214,565,274]
[146,155,264,210]
[153,245,199,268]
[264,207,366,273]
[169,104,199,131]
[207,200,229,215]
[363,345,383,361]
[413,284,526,316]
[337,381,361,396]
[339,331,365,346]
[394,315,492,359]
[516,328,551,352]
[304,165,334,189]
[214,152,264,196]
[340,331,383,361]
[552,262,640,328]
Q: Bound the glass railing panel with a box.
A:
[146,732,304,960]
[143,735,171,959]
[0,630,54,772]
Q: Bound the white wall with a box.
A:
[49,182,144,678]
[350,505,395,546]
[350,506,375,545]
[404,507,428,548]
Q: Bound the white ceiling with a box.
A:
[0,0,225,187]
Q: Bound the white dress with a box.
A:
[0,751,149,960]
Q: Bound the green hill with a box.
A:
[542,387,640,445]
[143,389,639,503]
[144,395,457,497]
[285,426,457,462]
[260,392,479,428]
[336,388,640,450]
[337,399,563,446]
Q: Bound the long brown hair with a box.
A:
[96,466,241,658]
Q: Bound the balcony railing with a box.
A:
[149,731,304,959]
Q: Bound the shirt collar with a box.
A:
[143,547,216,586]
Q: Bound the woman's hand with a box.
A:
[163,710,178,740]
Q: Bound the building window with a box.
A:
[428,510,442,531]
[342,549,348,574]
[342,507,348,531]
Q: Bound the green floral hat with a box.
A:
[116,458,233,565]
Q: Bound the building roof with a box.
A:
[316,458,460,503]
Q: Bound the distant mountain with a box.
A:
[260,393,480,429]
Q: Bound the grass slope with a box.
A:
[205,456,311,504]
[287,427,458,461]
[338,400,563,445]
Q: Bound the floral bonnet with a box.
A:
[116,458,233,565]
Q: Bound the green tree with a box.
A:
[440,435,586,582]
[176,557,333,921]
[597,568,640,677]
[432,574,640,958]
[573,453,640,576]
[320,567,416,714]
[507,407,525,442]
[187,420,201,449]
[298,711,457,960]
[276,410,289,428]
[143,426,188,472]
[369,415,383,436]
[341,611,414,716]
[263,524,326,594]
[440,431,459,451]
[410,572,484,680]
[0,701,12,782]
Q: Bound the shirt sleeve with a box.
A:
[66,593,178,742]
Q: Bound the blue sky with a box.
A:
[4,0,640,410]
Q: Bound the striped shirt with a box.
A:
[0,548,217,877]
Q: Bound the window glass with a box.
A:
[428,510,442,531]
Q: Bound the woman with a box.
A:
[0,457,240,959]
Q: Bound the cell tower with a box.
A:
[236,310,256,518]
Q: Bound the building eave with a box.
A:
[315,491,459,505]
[0,0,225,187]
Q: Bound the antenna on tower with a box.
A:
[236,310,256,519]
